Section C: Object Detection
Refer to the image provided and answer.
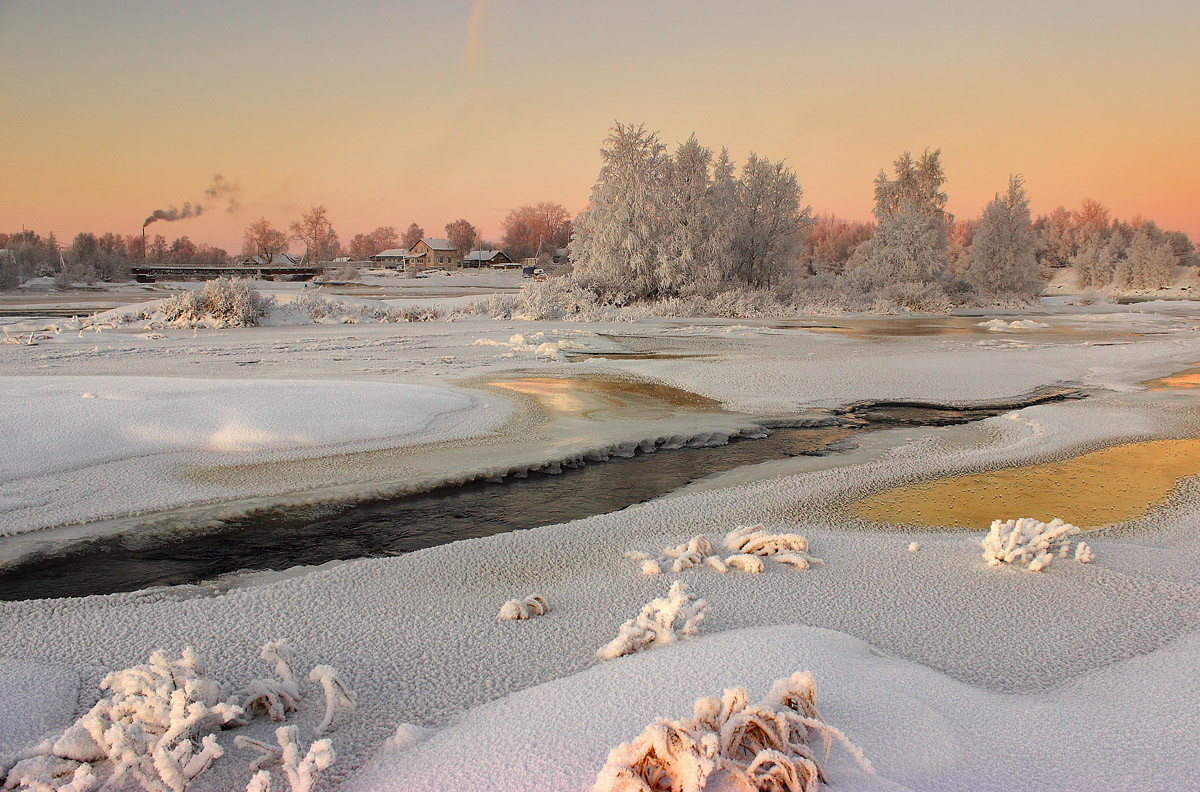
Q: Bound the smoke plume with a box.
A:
[143,174,242,228]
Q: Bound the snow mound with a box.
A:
[595,670,871,792]
[977,319,1050,332]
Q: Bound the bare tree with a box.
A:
[243,218,289,265]
[501,202,571,260]
[290,206,340,264]
[348,226,399,260]
[444,219,477,259]
[402,223,424,250]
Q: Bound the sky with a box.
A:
[2,0,1198,253]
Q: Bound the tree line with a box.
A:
[566,122,1196,309]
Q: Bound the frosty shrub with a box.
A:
[631,528,821,577]
[239,726,334,792]
[724,525,822,570]
[594,670,872,792]
[235,640,302,722]
[158,279,271,327]
[981,517,1094,572]
[598,581,707,660]
[288,287,439,323]
[497,594,550,620]
[2,642,348,792]
[4,647,243,792]
[966,176,1041,299]
[202,277,272,326]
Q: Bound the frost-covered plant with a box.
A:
[725,525,822,570]
[200,278,271,327]
[238,727,333,792]
[632,529,821,577]
[594,671,871,792]
[235,641,302,722]
[1074,542,1094,563]
[307,666,355,736]
[497,594,549,621]
[981,517,1089,572]
[598,581,707,660]
[9,647,245,792]
[157,279,271,328]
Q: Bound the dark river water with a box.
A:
[0,396,1069,600]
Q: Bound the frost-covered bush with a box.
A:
[234,640,302,722]
[158,279,271,327]
[2,642,349,792]
[631,528,821,578]
[288,287,439,323]
[239,726,334,792]
[981,518,1094,572]
[598,581,707,660]
[724,525,822,570]
[4,647,244,792]
[497,594,549,621]
[595,671,871,792]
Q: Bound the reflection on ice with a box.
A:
[851,439,1200,530]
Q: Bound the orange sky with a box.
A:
[2,0,1197,253]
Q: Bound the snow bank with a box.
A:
[348,623,1200,791]
[0,377,491,536]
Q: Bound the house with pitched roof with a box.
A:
[462,249,513,268]
[407,238,462,269]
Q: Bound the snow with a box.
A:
[3,300,1200,790]
[0,377,499,537]
[348,623,1200,791]
[0,659,79,766]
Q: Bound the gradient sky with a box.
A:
[2,0,1198,252]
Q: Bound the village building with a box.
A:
[462,249,514,268]
[407,238,462,269]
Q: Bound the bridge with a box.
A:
[130,265,324,283]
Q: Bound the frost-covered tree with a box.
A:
[1034,205,1076,269]
[857,149,949,288]
[1072,231,1117,289]
[966,176,1040,298]
[570,122,671,301]
[656,135,716,295]
[1115,223,1176,290]
[803,215,875,274]
[347,225,399,259]
[727,153,812,288]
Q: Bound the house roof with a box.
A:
[372,249,419,259]
[416,238,455,252]
[463,249,508,262]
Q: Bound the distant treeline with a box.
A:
[0,230,230,290]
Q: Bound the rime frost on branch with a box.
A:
[307,666,356,736]
[234,641,302,723]
[981,518,1094,572]
[598,581,707,660]
[594,671,871,792]
[630,528,821,578]
[237,727,334,792]
[497,594,550,621]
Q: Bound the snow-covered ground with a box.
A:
[3,291,1200,790]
